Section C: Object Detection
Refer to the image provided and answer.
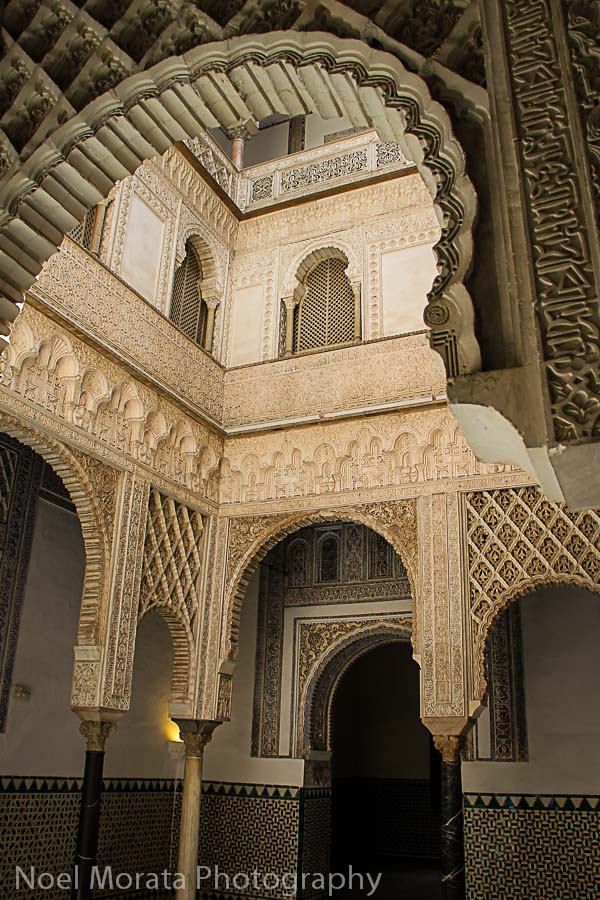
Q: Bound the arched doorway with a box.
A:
[204,517,421,899]
[331,642,441,899]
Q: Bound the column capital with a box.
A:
[283,293,300,311]
[175,719,221,757]
[226,119,258,142]
[79,720,116,752]
[434,734,465,764]
[203,295,221,311]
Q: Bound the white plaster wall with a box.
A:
[204,571,304,786]
[0,499,85,775]
[381,243,438,337]
[332,642,430,780]
[120,192,165,303]
[463,585,600,794]
[105,613,178,779]
[228,284,264,367]
[0,498,181,779]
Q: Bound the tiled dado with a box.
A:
[464,793,600,900]
[0,777,181,900]
[200,782,332,900]
[0,778,330,900]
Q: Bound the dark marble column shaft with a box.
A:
[435,736,465,900]
[72,721,115,900]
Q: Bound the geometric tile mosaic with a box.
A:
[464,797,600,900]
[0,783,80,900]
[202,781,301,800]
[98,787,181,897]
[0,776,326,900]
[200,791,300,900]
[465,793,600,811]
[0,777,181,900]
[301,793,331,899]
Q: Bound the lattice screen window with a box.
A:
[170,242,208,346]
[293,257,358,353]
[69,207,97,249]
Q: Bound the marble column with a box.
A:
[352,283,362,341]
[72,721,116,900]
[283,295,299,356]
[203,297,220,354]
[89,199,110,255]
[229,125,250,170]
[175,719,220,900]
[434,735,465,900]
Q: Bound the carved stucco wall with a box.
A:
[219,409,520,509]
[222,333,447,431]
[224,173,440,366]
[0,304,222,510]
[0,31,479,386]
[2,82,599,729]
[465,486,600,704]
[300,617,413,757]
[4,2,600,510]
[200,501,456,728]
[102,150,234,358]
[4,356,600,728]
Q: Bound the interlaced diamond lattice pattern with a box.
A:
[466,486,600,694]
[140,489,204,640]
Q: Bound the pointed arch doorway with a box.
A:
[331,642,442,899]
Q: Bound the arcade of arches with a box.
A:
[1,7,600,899]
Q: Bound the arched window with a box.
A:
[317,534,341,583]
[289,539,308,587]
[170,241,208,347]
[293,255,358,353]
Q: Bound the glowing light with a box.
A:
[165,719,182,743]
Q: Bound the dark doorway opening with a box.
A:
[331,643,442,899]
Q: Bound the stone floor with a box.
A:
[337,858,442,900]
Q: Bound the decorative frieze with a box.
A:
[98,473,149,712]
[1,304,222,506]
[419,491,467,718]
[240,132,411,211]
[221,411,514,512]
[221,501,419,687]
[31,241,225,425]
[299,616,413,754]
[502,0,600,442]
[485,603,528,762]
[252,526,411,757]
[563,1,600,225]
[181,134,238,204]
